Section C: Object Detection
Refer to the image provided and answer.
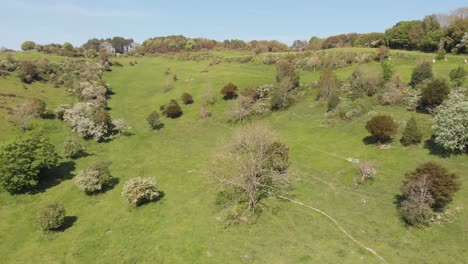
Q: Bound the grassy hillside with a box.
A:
[0,50,467,263]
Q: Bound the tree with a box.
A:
[221,82,238,100]
[75,161,112,194]
[433,88,468,152]
[21,41,36,51]
[18,60,38,83]
[355,160,376,184]
[409,61,433,87]
[400,117,423,146]
[9,98,47,130]
[37,203,66,231]
[435,49,446,60]
[318,69,338,99]
[63,137,85,159]
[63,102,111,141]
[403,162,460,210]
[381,60,394,82]
[0,130,58,193]
[122,177,160,206]
[181,92,194,104]
[365,115,398,143]
[400,174,434,226]
[209,123,290,223]
[270,78,293,111]
[449,66,467,87]
[112,118,130,136]
[419,78,450,110]
[276,59,300,88]
[161,100,183,118]
[147,111,163,130]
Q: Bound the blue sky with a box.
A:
[0,0,466,49]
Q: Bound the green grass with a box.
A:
[0,50,467,263]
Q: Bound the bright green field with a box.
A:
[0,50,467,263]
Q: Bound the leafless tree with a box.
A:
[209,123,290,222]
[355,160,376,184]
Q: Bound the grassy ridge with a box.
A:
[0,50,467,263]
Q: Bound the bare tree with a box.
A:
[400,174,434,226]
[209,123,290,222]
[355,160,376,185]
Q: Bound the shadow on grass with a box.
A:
[34,161,76,194]
[424,136,452,158]
[56,216,77,232]
[362,136,394,146]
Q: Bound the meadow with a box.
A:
[0,49,467,263]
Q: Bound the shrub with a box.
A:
[226,96,254,123]
[9,99,47,130]
[400,117,422,146]
[75,161,112,194]
[0,130,58,193]
[327,93,340,112]
[349,68,381,98]
[381,60,394,82]
[55,104,71,120]
[161,100,183,118]
[403,162,460,210]
[147,111,163,129]
[365,115,398,143]
[200,106,212,119]
[18,60,39,84]
[355,160,376,184]
[63,102,111,141]
[419,78,450,110]
[37,203,66,231]
[63,137,85,159]
[449,66,466,87]
[409,61,433,87]
[318,69,338,99]
[122,177,160,206]
[270,78,294,111]
[181,92,194,104]
[112,118,130,135]
[433,88,468,152]
[276,59,300,88]
[435,49,446,61]
[221,82,238,100]
[21,41,36,51]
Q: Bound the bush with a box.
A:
[18,60,39,84]
[409,61,433,87]
[381,60,394,82]
[0,130,58,193]
[55,104,71,120]
[161,100,183,118]
[75,161,112,194]
[63,137,85,159]
[327,93,340,112]
[403,162,460,210]
[221,82,238,100]
[433,88,468,152]
[147,111,163,129]
[348,68,381,98]
[419,78,450,110]
[355,160,376,184]
[37,203,66,231]
[122,177,160,206]
[181,92,193,104]
[400,117,422,146]
[435,49,446,60]
[276,59,300,88]
[21,41,36,51]
[318,69,338,99]
[270,78,294,111]
[63,102,111,141]
[449,66,466,87]
[365,115,398,143]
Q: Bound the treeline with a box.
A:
[17,7,467,56]
[308,7,468,54]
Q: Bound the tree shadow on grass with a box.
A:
[362,136,377,145]
[34,161,76,194]
[424,136,452,158]
[56,216,77,232]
